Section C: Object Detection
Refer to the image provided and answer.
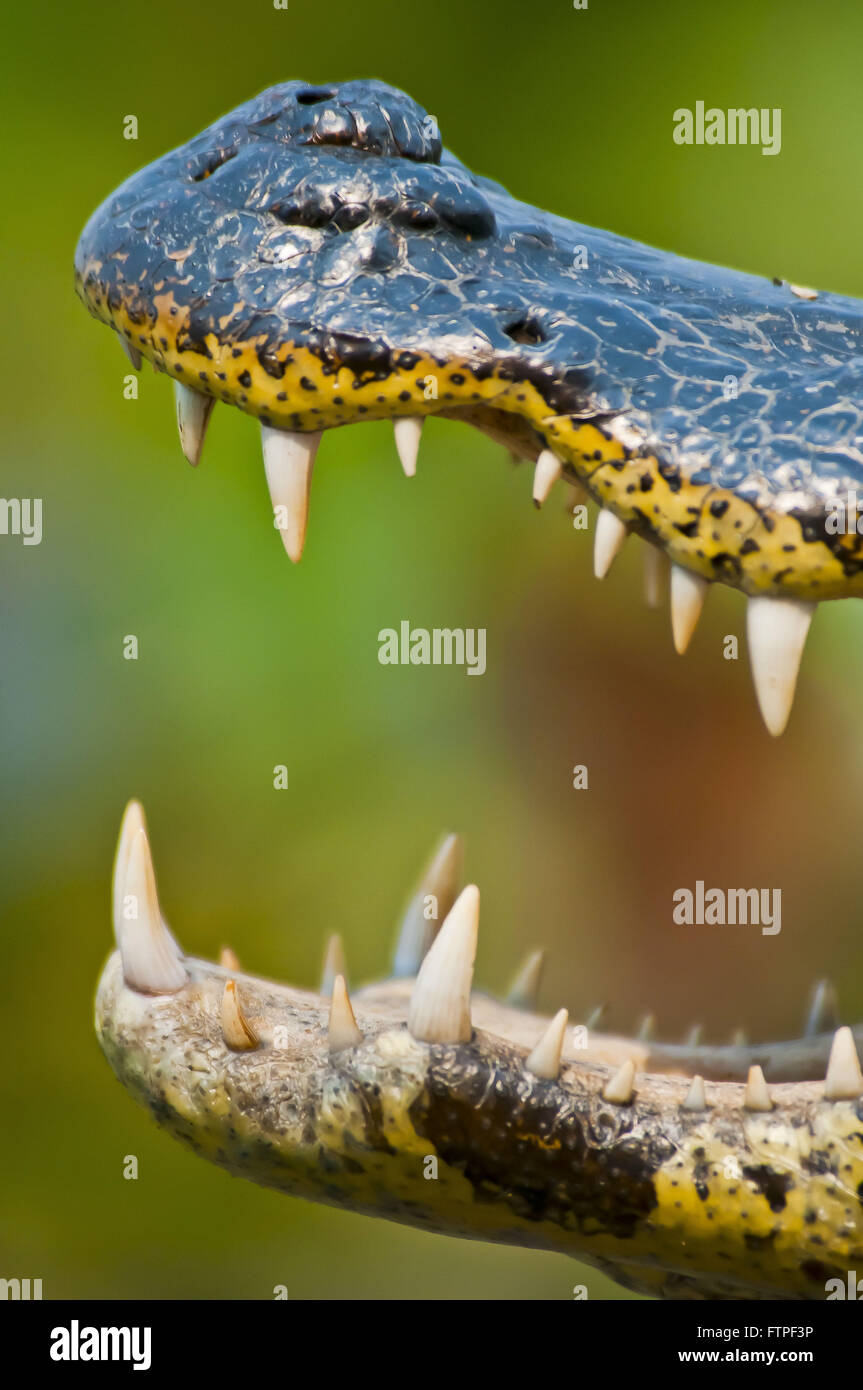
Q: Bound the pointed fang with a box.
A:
[393,416,423,477]
[642,544,668,608]
[744,1065,773,1112]
[805,978,839,1038]
[526,1008,568,1080]
[682,1075,707,1111]
[221,980,259,1050]
[261,424,322,563]
[320,933,346,998]
[392,832,463,977]
[593,509,628,579]
[506,949,546,1011]
[407,884,479,1044]
[116,828,187,994]
[328,974,363,1054]
[824,1026,863,1100]
[173,380,215,466]
[603,1058,635,1104]
[532,449,562,507]
[670,565,709,654]
[747,594,815,737]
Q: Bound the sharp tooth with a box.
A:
[730,1028,748,1047]
[120,337,142,370]
[682,1075,707,1111]
[636,1013,655,1043]
[328,974,363,1054]
[685,1023,703,1047]
[261,425,322,563]
[744,1065,772,1112]
[407,884,479,1044]
[824,1025,863,1099]
[392,832,463,977]
[643,545,668,608]
[593,509,628,579]
[506,949,546,1010]
[219,946,240,972]
[670,565,709,654]
[113,799,147,944]
[320,933,346,997]
[532,449,562,507]
[173,380,215,467]
[116,828,187,994]
[603,1058,635,1104]
[113,800,183,959]
[805,978,839,1037]
[526,1008,568,1079]
[221,979,259,1050]
[747,595,815,737]
[393,417,423,477]
[585,1004,606,1030]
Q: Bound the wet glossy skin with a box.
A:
[76,79,863,597]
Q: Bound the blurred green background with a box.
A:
[4,0,863,1300]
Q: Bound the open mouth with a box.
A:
[97,800,863,1302]
[74,80,863,738]
[79,79,863,1303]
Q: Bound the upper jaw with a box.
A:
[74,79,863,737]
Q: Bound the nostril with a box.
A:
[504,318,546,346]
[296,87,336,106]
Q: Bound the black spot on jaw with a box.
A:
[741,1164,793,1214]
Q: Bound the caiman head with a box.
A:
[75,79,863,737]
[78,81,863,1300]
[96,800,863,1302]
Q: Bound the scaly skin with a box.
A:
[94,947,863,1301]
[77,84,863,1297]
[75,79,863,599]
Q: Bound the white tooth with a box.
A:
[117,828,187,993]
[393,416,423,477]
[506,949,546,1010]
[744,1065,772,1112]
[824,1025,863,1099]
[393,832,463,978]
[120,337,142,370]
[320,933,346,997]
[261,425,322,563]
[730,1028,748,1047]
[408,884,479,1043]
[113,801,183,960]
[685,1024,703,1047]
[585,1004,606,1030]
[670,565,709,654]
[746,594,815,737]
[603,1058,635,1104]
[682,1075,707,1111]
[805,978,839,1038]
[221,980,259,1050]
[593,509,628,579]
[526,1008,568,1080]
[532,449,562,507]
[328,974,363,1054]
[219,946,240,972]
[643,545,668,608]
[173,380,215,467]
[637,1013,655,1043]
